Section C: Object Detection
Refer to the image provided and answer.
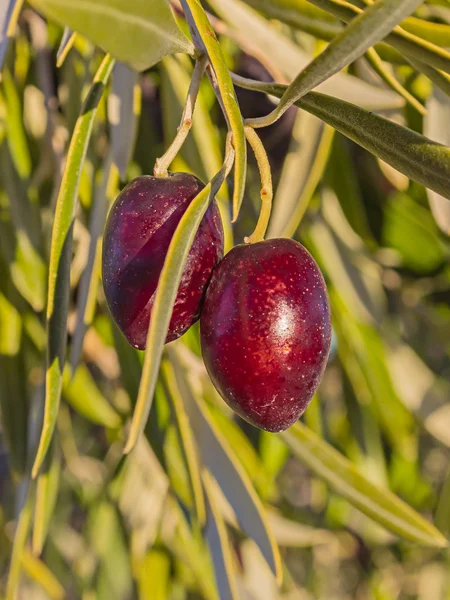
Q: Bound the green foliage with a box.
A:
[1,0,450,598]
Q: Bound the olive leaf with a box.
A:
[232,77,450,201]
[246,0,424,126]
[210,0,404,110]
[180,0,247,221]
[29,0,194,71]
[283,422,447,546]
[32,54,115,479]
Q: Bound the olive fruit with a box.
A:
[102,173,223,349]
[200,239,331,432]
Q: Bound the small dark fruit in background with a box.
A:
[200,239,331,432]
[102,173,224,350]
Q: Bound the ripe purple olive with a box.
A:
[102,173,223,349]
[200,239,331,432]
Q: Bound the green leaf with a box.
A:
[56,27,76,68]
[203,470,240,600]
[364,47,426,115]
[21,546,65,600]
[232,78,450,202]
[1,67,31,179]
[162,361,206,525]
[29,0,194,71]
[424,86,450,235]
[32,54,115,479]
[6,486,34,600]
[211,0,404,110]
[382,192,446,274]
[169,346,283,584]
[136,550,171,600]
[180,0,247,221]
[283,421,448,546]
[32,445,61,556]
[160,54,233,250]
[305,0,450,74]
[69,154,115,371]
[124,148,234,454]
[249,0,423,125]
[62,364,121,428]
[268,111,334,238]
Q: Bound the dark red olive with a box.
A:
[200,239,331,432]
[102,173,223,349]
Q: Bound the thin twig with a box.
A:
[154,54,207,177]
[243,126,273,244]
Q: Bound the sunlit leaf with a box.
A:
[169,346,283,584]
[62,363,121,428]
[248,0,423,125]
[283,422,448,546]
[30,0,194,71]
[32,54,115,479]
[211,0,405,110]
[180,0,247,220]
[268,111,334,238]
[56,27,76,68]
[304,0,450,74]
[32,445,61,555]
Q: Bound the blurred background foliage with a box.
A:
[1,0,450,598]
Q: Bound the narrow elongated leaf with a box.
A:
[203,470,240,600]
[6,486,34,600]
[161,54,233,250]
[364,47,426,115]
[283,422,447,546]
[109,62,140,179]
[268,111,334,238]
[304,0,450,74]
[69,154,115,371]
[180,0,247,220]
[124,147,234,454]
[210,0,404,110]
[62,364,121,428]
[424,87,450,235]
[2,67,32,179]
[32,54,115,479]
[0,0,23,75]
[169,347,283,583]
[232,77,450,201]
[21,547,65,600]
[29,0,193,71]
[163,361,206,525]
[56,27,76,68]
[249,0,423,124]
[32,445,61,555]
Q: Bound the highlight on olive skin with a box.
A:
[200,238,332,432]
[102,173,224,350]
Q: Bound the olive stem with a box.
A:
[244,126,273,244]
[153,54,207,177]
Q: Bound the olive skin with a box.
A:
[200,239,331,432]
[102,173,223,350]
